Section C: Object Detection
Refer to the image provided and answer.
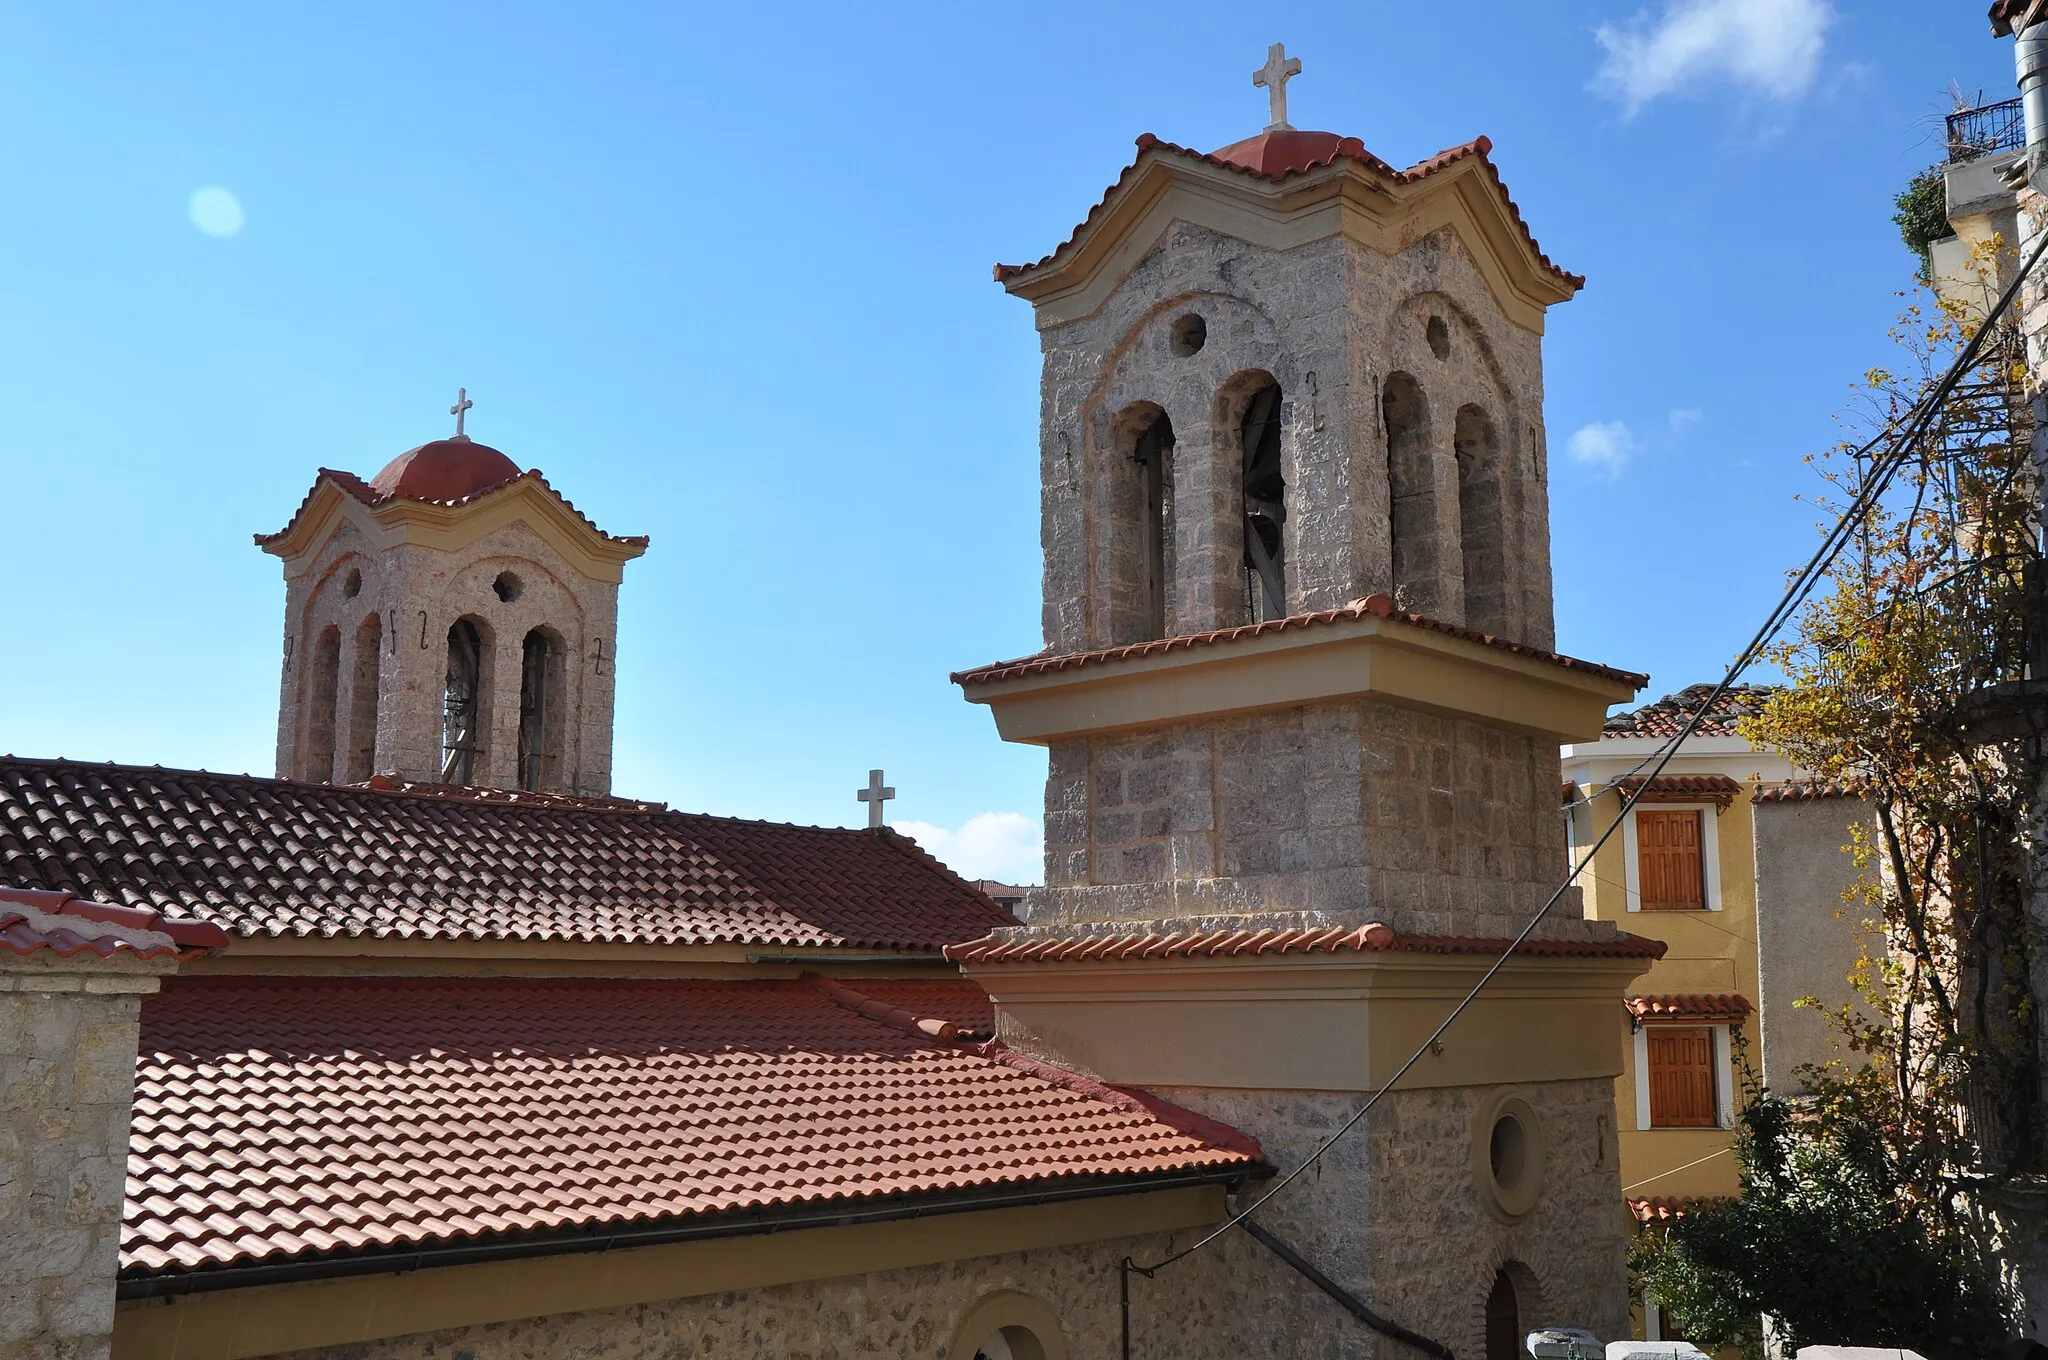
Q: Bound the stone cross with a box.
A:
[856,768,895,829]
[1252,42,1301,132]
[450,387,473,438]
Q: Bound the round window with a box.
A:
[1169,313,1208,357]
[492,571,523,603]
[343,568,363,599]
[1473,1093,1544,1222]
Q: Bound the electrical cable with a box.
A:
[1122,221,2048,1283]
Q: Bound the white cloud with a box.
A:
[1593,0,1833,113]
[1568,420,1638,479]
[894,812,1042,885]
[1668,407,1704,434]
[188,186,245,238]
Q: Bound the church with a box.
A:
[2,49,1664,1360]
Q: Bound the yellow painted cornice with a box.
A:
[260,476,647,584]
[1001,144,1581,333]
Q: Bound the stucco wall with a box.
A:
[0,960,159,1360]
[1752,795,1877,1093]
[271,1080,1623,1360]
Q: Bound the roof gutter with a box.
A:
[116,1165,1266,1302]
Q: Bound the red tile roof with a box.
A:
[994,133,1582,291]
[952,594,1647,690]
[369,437,521,502]
[1628,1195,1729,1225]
[124,975,1257,1279]
[946,922,1666,965]
[1602,683,1777,740]
[0,757,1015,951]
[0,886,227,962]
[1626,994,1753,1025]
[1612,774,1745,808]
[1753,778,1867,803]
[812,975,997,1040]
[255,465,648,552]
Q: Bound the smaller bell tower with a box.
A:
[257,399,648,797]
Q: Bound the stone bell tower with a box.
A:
[952,50,1656,1354]
[257,395,647,797]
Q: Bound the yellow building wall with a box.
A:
[1580,788,1757,1203]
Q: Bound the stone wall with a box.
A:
[1033,219,1553,657]
[1038,696,1574,938]
[279,1078,1624,1360]
[274,517,622,797]
[0,958,161,1360]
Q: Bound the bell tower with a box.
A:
[952,52,1656,1353]
[258,400,647,797]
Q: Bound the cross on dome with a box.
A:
[1252,42,1302,132]
[856,768,896,829]
[449,387,474,439]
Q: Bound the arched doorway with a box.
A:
[1485,1266,1521,1360]
[972,1325,1048,1360]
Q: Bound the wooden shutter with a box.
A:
[1645,1026,1718,1128]
[1636,809,1705,910]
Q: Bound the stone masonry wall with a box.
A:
[1038,696,1576,939]
[0,960,160,1360]
[1034,218,1553,657]
[279,1078,1624,1360]
[275,518,622,797]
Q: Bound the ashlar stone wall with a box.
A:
[1034,219,1554,657]
[274,517,622,797]
[1039,695,1576,938]
[0,957,163,1360]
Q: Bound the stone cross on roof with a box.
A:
[1253,42,1301,132]
[449,387,473,439]
[856,768,895,829]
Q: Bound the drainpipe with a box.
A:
[2015,18,2048,490]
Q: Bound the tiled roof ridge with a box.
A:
[992,131,1583,291]
[948,922,1666,964]
[952,593,1647,689]
[805,972,961,1041]
[1626,992,1754,1023]
[1628,1194,1732,1224]
[1603,681,1780,739]
[1753,777,1868,803]
[352,774,671,813]
[963,1038,1266,1161]
[0,885,227,960]
[867,827,1015,917]
[254,466,649,550]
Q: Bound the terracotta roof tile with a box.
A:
[1628,1195,1731,1225]
[1626,994,1753,1024]
[123,975,1256,1278]
[0,885,227,962]
[994,133,1582,291]
[0,757,1014,951]
[952,594,1646,690]
[1752,778,1867,803]
[946,922,1665,965]
[1611,774,1744,808]
[255,466,648,552]
[1602,683,1778,740]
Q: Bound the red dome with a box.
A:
[1207,129,1365,178]
[369,436,522,503]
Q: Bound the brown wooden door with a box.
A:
[1646,1026,1718,1127]
[1636,809,1706,910]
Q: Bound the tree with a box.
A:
[1895,165,1952,283]
[1634,266,2033,1355]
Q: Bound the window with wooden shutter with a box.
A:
[1635,809,1706,910]
[1645,1026,1718,1128]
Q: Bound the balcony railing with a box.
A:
[1948,97,2025,163]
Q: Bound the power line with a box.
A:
[1124,224,2048,1282]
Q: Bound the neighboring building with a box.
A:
[1562,684,1875,1213]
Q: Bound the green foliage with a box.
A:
[1633,1086,2012,1359]
[1893,166,1950,281]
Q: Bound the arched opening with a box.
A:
[345,613,382,783]
[1134,410,1174,641]
[516,627,565,792]
[1106,403,1175,645]
[304,625,341,783]
[1484,1266,1521,1360]
[972,1326,1049,1360]
[1383,373,1436,614]
[1455,404,1506,635]
[441,618,487,784]
[1238,381,1286,622]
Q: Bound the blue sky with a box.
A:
[0,2,2011,882]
